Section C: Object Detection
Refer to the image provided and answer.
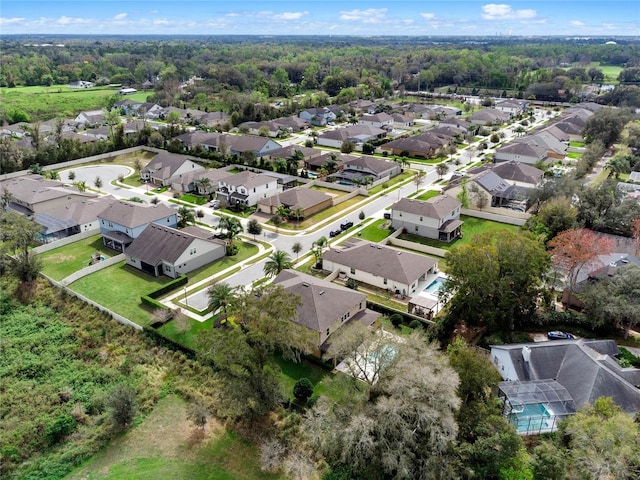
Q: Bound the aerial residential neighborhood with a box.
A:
[1,4,639,478]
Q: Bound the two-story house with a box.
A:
[358,112,394,129]
[97,200,177,252]
[215,171,280,207]
[391,195,463,242]
[322,239,439,297]
[273,269,379,358]
[299,107,337,126]
[494,99,529,116]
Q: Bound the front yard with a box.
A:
[398,215,519,251]
[358,219,394,242]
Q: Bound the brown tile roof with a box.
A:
[98,200,175,228]
[323,240,437,285]
[273,269,368,333]
[391,195,461,220]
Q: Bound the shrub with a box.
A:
[45,414,76,445]
[293,378,314,403]
[389,313,403,328]
[106,384,137,429]
[345,278,358,290]
[409,319,424,330]
[359,210,365,221]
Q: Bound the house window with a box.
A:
[350,267,355,275]
[164,264,171,272]
[253,188,256,193]
[415,226,419,232]
[383,278,388,285]
[399,212,402,217]
[326,328,330,336]
[167,218,170,223]
[420,216,423,221]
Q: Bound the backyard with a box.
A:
[358,218,394,243]
[270,195,365,231]
[398,215,519,251]
[39,235,116,281]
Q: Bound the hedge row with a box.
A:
[366,300,432,326]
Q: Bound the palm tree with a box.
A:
[292,241,303,260]
[196,177,211,195]
[207,283,236,326]
[605,156,627,179]
[177,206,196,228]
[73,181,87,192]
[263,250,293,278]
[218,216,243,247]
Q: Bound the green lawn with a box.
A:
[39,235,116,281]
[398,215,519,251]
[569,141,586,148]
[415,190,441,201]
[358,219,393,242]
[1,84,152,121]
[566,152,582,159]
[67,395,281,480]
[271,195,365,231]
[179,194,208,205]
[367,170,412,195]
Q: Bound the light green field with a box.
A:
[0,84,152,121]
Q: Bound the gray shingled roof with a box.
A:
[141,151,199,179]
[98,200,175,228]
[490,161,544,185]
[125,223,222,265]
[273,269,369,333]
[221,170,274,189]
[343,155,397,175]
[323,240,437,285]
[35,196,117,228]
[259,187,331,210]
[496,142,547,160]
[391,195,461,220]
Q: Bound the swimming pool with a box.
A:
[423,276,446,295]
[511,403,552,434]
[337,181,353,186]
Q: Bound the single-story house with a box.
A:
[358,112,394,129]
[262,145,322,167]
[316,125,387,149]
[391,195,463,242]
[119,87,137,95]
[391,113,414,128]
[68,80,94,89]
[515,131,568,160]
[328,155,401,184]
[198,111,231,127]
[75,110,106,126]
[494,142,548,165]
[305,152,354,173]
[141,151,204,186]
[380,131,454,158]
[322,239,439,297]
[468,109,510,126]
[34,195,117,243]
[494,99,529,116]
[256,187,332,218]
[125,224,226,278]
[491,339,640,433]
[98,200,177,252]
[273,269,380,358]
[0,175,97,215]
[299,107,337,126]
[422,105,462,120]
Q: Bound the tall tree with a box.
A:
[263,250,293,278]
[291,241,303,260]
[413,169,426,192]
[548,228,613,303]
[177,206,196,228]
[207,282,236,323]
[443,230,550,336]
[0,211,43,282]
[246,218,262,240]
[435,162,449,180]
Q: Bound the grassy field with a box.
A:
[398,215,519,251]
[39,235,116,281]
[67,395,281,480]
[358,218,393,242]
[1,84,151,121]
[415,190,441,201]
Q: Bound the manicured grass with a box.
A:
[157,315,214,349]
[367,170,412,195]
[358,218,393,242]
[179,194,208,205]
[70,261,172,326]
[569,141,586,148]
[272,195,365,230]
[310,185,350,196]
[67,395,281,480]
[1,84,144,121]
[566,152,582,159]
[398,215,519,251]
[39,235,116,281]
[415,190,441,201]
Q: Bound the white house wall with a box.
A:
[322,258,417,296]
[491,347,521,381]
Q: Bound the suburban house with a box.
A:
[322,239,439,297]
[0,175,97,215]
[97,200,177,252]
[391,195,463,242]
[141,151,204,186]
[491,339,640,434]
[171,168,231,195]
[351,99,377,114]
[562,253,640,309]
[316,125,387,149]
[494,99,529,116]
[358,112,394,129]
[299,107,337,126]
[440,117,473,133]
[444,162,543,211]
[215,170,280,207]
[33,196,117,243]
[262,145,322,167]
[125,224,226,278]
[113,99,162,118]
[177,132,282,158]
[380,131,455,158]
[391,113,414,128]
[256,187,332,218]
[493,142,548,165]
[468,109,510,126]
[198,111,231,127]
[422,105,462,120]
[304,152,354,173]
[514,131,568,160]
[75,110,106,126]
[273,269,380,358]
[328,155,400,184]
[68,80,95,89]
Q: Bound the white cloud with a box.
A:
[340,8,388,23]
[153,19,170,25]
[0,17,25,25]
[56,16,94,25]
[272,11,307,21]
[114,13,127,21]
[570,20,585,26]
[420,13,436,20]
[481,4,537,20]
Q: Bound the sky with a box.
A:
[0,1,638,37]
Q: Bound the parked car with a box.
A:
[547,331,575,340]
[329,229,342,238]
[210,200,220,209]
[340,221,354,231]
[383,212,392,220]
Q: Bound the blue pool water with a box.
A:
[424,276,446,295]
[337,181,353,186]
[511,404,551,434]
